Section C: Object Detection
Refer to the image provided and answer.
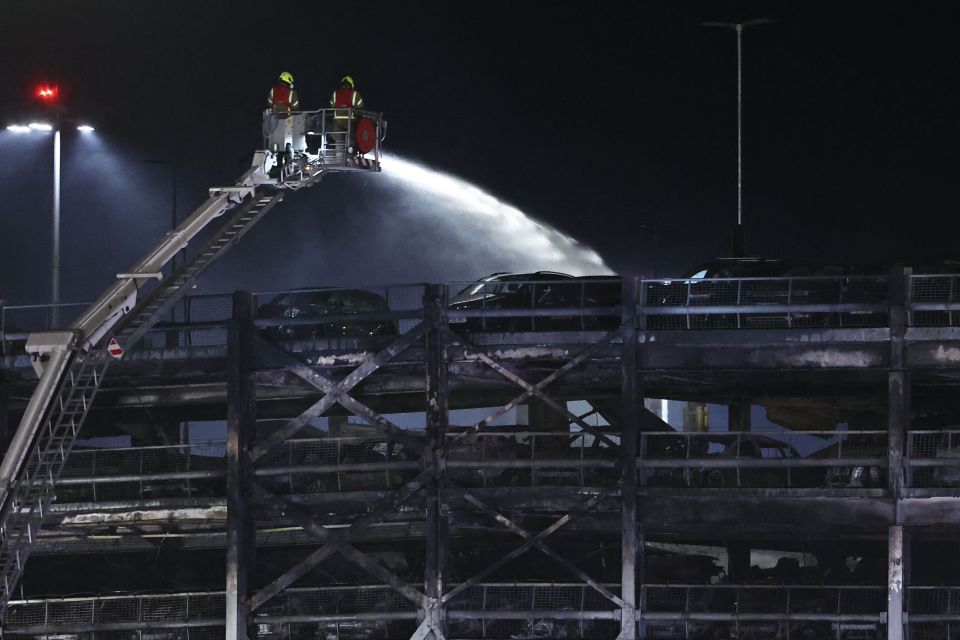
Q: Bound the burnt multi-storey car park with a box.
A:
[1,271,960,639]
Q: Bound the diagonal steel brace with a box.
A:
[441,490,607,604]
[247,466,435,612]
[461,328,621,435]
[254,481,429,607]
[457,487,623,607]
[251,336,430,459]
[250,321,429,461]
[445,328,622,450]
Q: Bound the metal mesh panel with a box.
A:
[840,587,885,614]
[912,588,960,614]
[484,585,535,610]
[258,436,419,493]
[185,627,227,640]
[912,276,960,303]
[737,587,788,613]
[140,595,188,622]
[444,431,619,489]
[645,586,687,612]
[4,601,46,626]
[530,585,581,610]
[42,598,95,625]
[188,593,224,619]
[642,431,886,490]
[95,597,140,623]
[911,622,960,640]
[642,276,890,330]
[909,431,960,488]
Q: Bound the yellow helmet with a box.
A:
[341,75,355,88]
[279,71,294,85]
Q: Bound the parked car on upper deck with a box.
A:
[256,288,397,341]
[447,272,620,333]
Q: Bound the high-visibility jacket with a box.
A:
[330,87,364,119]
[268,84,300,113]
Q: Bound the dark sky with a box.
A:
[1,1,959,304]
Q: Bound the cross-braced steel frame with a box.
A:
[224,280,645,640]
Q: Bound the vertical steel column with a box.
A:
[887,267,912,640]
[728,399,751,432]
[888,525,910,640]
[424,284,449,638]
[618,276,639,640]
[226,291,257,640]
[888,267,911,499]
[0,387,9,453]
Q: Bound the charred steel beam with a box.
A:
[249,320,429,461]
[248,467,433,612]
[464,328,621,434]
[441,492,606,605]
[887,525,910,640]
[225,291,257,640]
[248,337,429,459]
[246,544,337,612]
[889,266,911,500]
[252,483,428,607]
[423,284,449,640]
[618,275,639,640]
[457,489,623,607]
[444,327,620,450]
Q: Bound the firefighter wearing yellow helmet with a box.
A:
[268,71,300,116]
[330,75,364,123]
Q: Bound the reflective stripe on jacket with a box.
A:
[268,84,299,111]
[330,87,364,119]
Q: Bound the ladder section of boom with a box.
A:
[0,188,287,615]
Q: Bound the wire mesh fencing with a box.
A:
[445,429,620,488]
[641,276,890,330]
[910,275,960,327]
[254,434,422,494]
[641,430,887,490]
[53,442,226,504]
[642,584,885,640]
[908,431,960,489]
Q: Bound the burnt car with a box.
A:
[256,288,397,340]
[447,272,620,333]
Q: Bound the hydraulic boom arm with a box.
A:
[0,108,384,609]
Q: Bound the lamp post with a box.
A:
[144,158,182,271]
[5,120,95,328]
[702,19,775,258]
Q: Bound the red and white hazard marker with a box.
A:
[107,337,125,359]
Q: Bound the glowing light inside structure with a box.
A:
[28,122,53,132]
[5,125,30,133]
[76,125,95,133]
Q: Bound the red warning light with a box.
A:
[35,85,59,102]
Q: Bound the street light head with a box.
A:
[6,125,30,133]
[76,124,95,133]
[28,122,53,132]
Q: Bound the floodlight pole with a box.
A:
[702,19,774,258]
[51,128,61,328]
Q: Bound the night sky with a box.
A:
[1,1,958,305]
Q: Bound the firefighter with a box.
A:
[268,71,300,116]
[328,75,364,152]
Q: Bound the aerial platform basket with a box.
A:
[259,107,386,188]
